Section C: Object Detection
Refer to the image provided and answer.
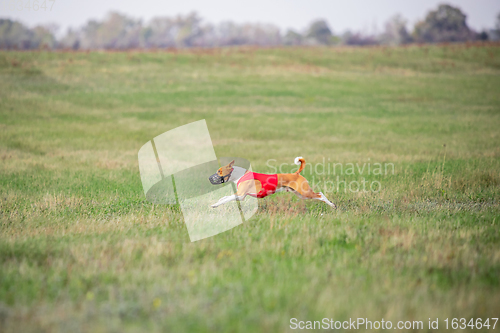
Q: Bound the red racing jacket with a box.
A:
[237,172,278,198]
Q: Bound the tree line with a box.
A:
[1,4,499,50]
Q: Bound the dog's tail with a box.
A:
[294,156,306,174]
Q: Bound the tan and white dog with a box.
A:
[209,157,336,209]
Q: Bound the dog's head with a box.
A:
[209,160,234,185]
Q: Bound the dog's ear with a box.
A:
[229,160,235,167]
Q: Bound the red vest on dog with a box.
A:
[237,172,278,198]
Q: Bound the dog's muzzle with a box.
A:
[209,171,232,185]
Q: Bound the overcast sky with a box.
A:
[2,0,499,35]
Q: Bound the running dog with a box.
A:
[209,157,336,208]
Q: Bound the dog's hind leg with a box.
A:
[285,176,337,209]
[300,189,337,209]
[286,176,322,199]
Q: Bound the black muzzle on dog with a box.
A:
[209,170,232,185]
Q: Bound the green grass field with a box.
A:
[1,44,499,332]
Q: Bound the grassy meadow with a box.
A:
[0,44,500,332]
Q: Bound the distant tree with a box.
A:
[145,13,203,48]
[78,20,99,49]
[476,31,489,41]
[413,4,474,43]
[283,29,303,45]
[146,17,176,47]
[174,12,203,47]
[207,21,281,47]
[99,12,144,49]
[32,24,58,49]
[59,28,81,49]
[72,12,144,49]
[144,13,282,48]
[0,19,57,49]
[0,19,34,49]
[380,14,412,45]
[189,23,214,47]
[213,21,250,46]
[489,13,500,41]
[248,23,281,46]
[342,30,378,46]
[306,19,333,45]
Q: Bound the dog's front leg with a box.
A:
[211,196,230,208]
[211,194,244,208]
[316,192,337,209]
